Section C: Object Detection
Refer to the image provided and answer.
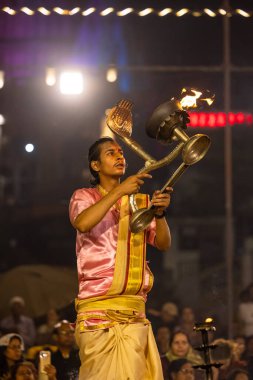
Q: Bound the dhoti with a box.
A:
[75,321,164,380]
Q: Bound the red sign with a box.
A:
[188,112,253,128]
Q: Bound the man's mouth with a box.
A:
[115,162,125,168]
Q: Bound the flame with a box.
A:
[180,88,215,109]
[180,89,202,109]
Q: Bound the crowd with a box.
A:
[1,282,253,380]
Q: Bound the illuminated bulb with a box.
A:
[106,67,117,83]
[138,8,153,16]
[59,71,84,95]
[82,8,96,16]
[0,71,4,89]
[69,7,80,15]
[236,9,250,17]
[0,114,5,125]
[25,144,34,153]
[45,68,56,86]
[117,8,133,16]
[100,8,114,16]
[38,7,51,15]
[2,7,16,15]
[192,11,202,17]
[176,9,189,17]
[205,317,213,323]
[204,8,216,17]
[53,7,64,15]
[21,7,34,15]
[218,9,227,15]
[158,8,173,16]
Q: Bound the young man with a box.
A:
[69,137,172,380]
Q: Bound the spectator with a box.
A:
[166,331,202,366]
[50,320,80,380]
[0,333,24,380]
[0,297,36,348]
[10,360,57,380]
[36,309,60,345]
[167,358,195,380]
[227,368,250,380]
[211,338,246,380]
[175,307,201,348]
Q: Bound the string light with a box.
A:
[82,8,96,16]
[158,8,173,17]
[21,7,34,15]
[1,7,253,17]
[117,8,133,16]
[100,8,114,16]
[38,7,51,15]
[138,8,153,16]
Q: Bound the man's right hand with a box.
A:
[118,173,152,195]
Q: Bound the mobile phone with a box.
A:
[39,350,51,373]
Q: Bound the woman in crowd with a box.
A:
[167,358,195,380]
[0,334,24,380]
[11,361,57,380]
[166,331,203,366]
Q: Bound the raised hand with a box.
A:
[119,173,152,195]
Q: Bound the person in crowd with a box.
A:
[226,368,250,380]
[69,136,172,379]
[211,338,247,380]
[166,331,202,366]
[36,309,60,345]
[167,358,195,380]
[0,333,24,380]
[11,360,57,380]
[50,320,80,380]
[175,307,201,347]
[148,301,179,334]
[0,297,36,348]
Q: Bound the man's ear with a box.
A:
[91,160,100,173]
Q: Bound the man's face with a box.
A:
[92,141,126,179]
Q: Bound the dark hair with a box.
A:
[169,330,190,346]
[88,137,115,186]
[167,359,192,380]
[11,361,37,380]
[227,368,249,380]
[0,336,23,377]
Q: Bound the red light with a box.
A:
[188,112,253,128]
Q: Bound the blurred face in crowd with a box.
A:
[181,308,195,324]
[234,372,249,380]
[171,332,190,358]
[11,302,24,318]
[156,326,170,345]
[5,337,23,363]
[55,322,75,349]
[15,364,36,380]
[172,363,195,380]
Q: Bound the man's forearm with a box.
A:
[73,187,124,233]
[154,217,171,251]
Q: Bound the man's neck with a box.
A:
[99,177,120,192]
